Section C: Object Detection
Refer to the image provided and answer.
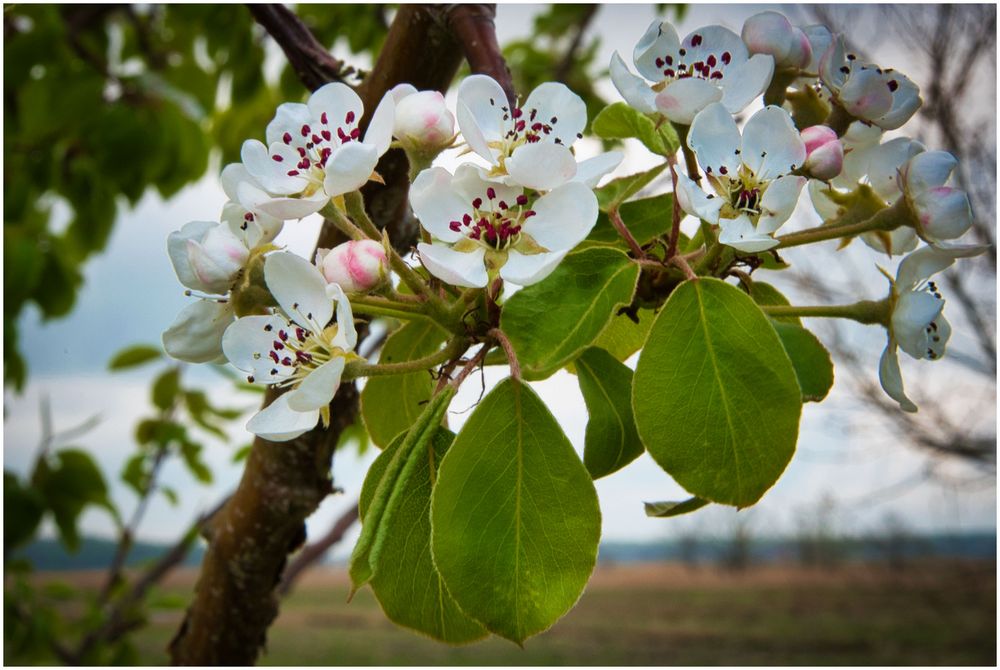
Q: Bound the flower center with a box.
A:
[652,38,732,88]
[484,96,582,173]
[448,187,536,250]
[248,318,346,384]
[707,164,769,222]
[270,110,361,192]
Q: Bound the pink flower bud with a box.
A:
[741,11,812,69]
[392,88,455,151]
[317,240,388,293]
[181,224,249,295]
[800,125,843,180]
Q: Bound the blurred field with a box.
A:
[57,560,988,665]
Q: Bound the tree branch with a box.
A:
[277,502,360,597]
[446,4,516,105]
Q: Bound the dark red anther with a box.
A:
[710,71,723,80]
[273,340,285,350]
[287,170,300,177]
[282,132,292,144]
[322,130,332,141]
[462,213,472,224]
[296,350,313,364]
[486,187,496,199]
[472,197,483,209]
[244,212,254,221]
[345,111,356,124]
[269,350,280,363]
[279,330,289,341]
[297,147,307,157]
[718,165,728,175]
[887,80,899,92]
[524,210,536,218]
[337,127,350,142]
[721,52,731,65]
[691,34,703,46]
[531,122,543,132]
[515,120,526,132]
[282,356,292,366]
[707,54,717,67]
[272,154,284,162]
[301,124,311,137]
[516,194,528,206]
[655,57,664,68]
[512,107,523,119]
[449,221,461,232]
[350,128,361,140]
[312,134,322,144]
[295,327,306,341]
[321,112,328,124]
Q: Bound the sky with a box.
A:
[3,4,996,559]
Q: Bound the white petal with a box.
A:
[655,78,723,125]
[718,214,779,253]
[390,83,418,103]
[409,167,468,243]
[573,151,624,188]
[808,180,841,222]
[522,182,598,251]
[757,175,806,234]
[452,163,521,208]
[266,103,312,146]
[893,290,943,359]
[323,142,379,198]
[896,244,985,290]
[802,25,833,74]
[457,75,509,151]
[875,73,921,130]
[914,187,972,241]
[610,52,658,114]
[307,82,364,130]
[878,341,917,413]
[675,171,723,224]
[168,220,216,292]
[163,300,234,364]
[327,283,357,351]
[861,227,919,257]
[522,82,587,146]
[241,139,308,195]
[264,251,333,328]
[687,102,742,177]
[220,163,262,201]
[719,53,775,114]
[363,91,395,156]
[417,242,488,288]
[243,185,328,221]
[819,34,847,90]
[902,150,958,195]
[681,25,748,69]
[740,105,806,180]
[838,67,893,121]
[865,137,923,201]
[221,314,295,382]
[246,394,319,442]
[507,142,578,191]
[634,20,681,81]
[456,100,497,163]
[499,250,567,287]
[286,358,345,412]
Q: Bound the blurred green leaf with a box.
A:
[108,345,162,371]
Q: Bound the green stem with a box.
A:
[344,336,469,379]
[824,103,854,137]
[762,299,890,326]
[693,222,722,275]
[776,198,909,249]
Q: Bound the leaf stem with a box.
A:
[488,327,521,381]
[608,205,646,259]
[762,299,890,326]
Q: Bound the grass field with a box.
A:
[14,560,997,665]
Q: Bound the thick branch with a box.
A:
[248,4,354,90]
[446,4,516,105]
[277,502,360,597]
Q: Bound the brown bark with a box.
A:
[168,5,510,665]
[276,502,360,597]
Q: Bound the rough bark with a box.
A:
[168,5,511,665]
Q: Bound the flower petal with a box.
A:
[719,54,775,114]
[265,102,312,146]
[902,150,958,195]
[246,394,319,442]
[740,105,806,180]
[286,357,345,412]
[675,171,723,224]
[327,283,357,351]
[573,151,624,188]
[452,162,521,206]
[323,142,379,198]
[409,167,468,243]
[220,313,294,382]
[163,300,234,364]
[521,181,598,251]
[865,137,924,202]
[634,20,681,81]
[875,73,921,130]
[892,290,944,359]
[896,244,985,290]
[522,82,587,145]
[264,251,333,328]
[507,142,578,191]
[417,242,488,288]
[168,220,216,291]
[681,25,748,69]
[457,75,509,155]
[687,102,742,177]
[860,227,918,257]
[307,82,364,131]
[655,77,723,125]
[878,341,917,413]
[220,162,262,202]
[838,67,893,121]
[239,181,328,221]
[757,175,805,234]
[241,139,308,195]
[363,91,395,156]
[819,33,848,90]
[610,51,658,114]
[718,214,779,253]
[499,250,567,287]
[914,186,972,241]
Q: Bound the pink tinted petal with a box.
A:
[656,78,723,125]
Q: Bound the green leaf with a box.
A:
[179,441,213,484]
[4,472,45,551]
[586,194,675,247]
[361,321,447,448]
[576,348,644,479]
[632,279,802,507]
[501,248,640,380]
[592,102,679,156]
[108,344,162,370]
[431,378,601,644]
[594,164,668,211]
[748,282,801,325]
[644,497,710,518]
[32,449,115,551]
[359,428,487,644]
[771,322,835,402]
[232,443,253,463]
[151,368,181,411]
[350,387,456,594]
[589,309,654,363]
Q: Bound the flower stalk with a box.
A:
[776,197,909,249]
[762,299,890,326]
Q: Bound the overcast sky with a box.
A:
[4,4,995,556]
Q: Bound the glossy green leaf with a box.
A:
[595,164,668,211]
[350,387,456,594]
[749,282,801,325]
[361,321,447,448]
[586,194,675,247]
[644,497,710,518]
[592,102,680,156]
[771,322,835,402]
[501,248,640,380]
[359,429,487,644]
[590,309,654,363]
[431,378,601,644]
[576,348,644,479]
[633,279,802,507]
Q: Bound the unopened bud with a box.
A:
[742,11,812,69]
[179,223,249,295]
[900,151,973,242]
[392,86,455,153]
[800,125,843,180]
[317,240,389,293]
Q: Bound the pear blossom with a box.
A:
[219,163,283,247]
[899,151,974,247]
[240,82,394,220]
[316,239,389,293]
[819,34,921,130]
[879,244,985,412]
[456,74,622,190]
[610,21,774,125]
[222,251,358,441]
[675,103,806,253]
[390,84,455,154]
[741,11,812,70]
[410,164,598,288]
[800,125,843,180]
